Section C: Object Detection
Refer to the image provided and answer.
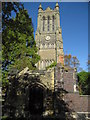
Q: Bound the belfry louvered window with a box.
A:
[43,16,45,31]
[48,16,50,31]
[52,16,54,31]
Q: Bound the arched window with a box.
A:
[43,16,45,31]
[42,43,45,48]
[52,16,54,31]
[47,43,49,48]
[47,16,50,31]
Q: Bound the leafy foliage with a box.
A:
[2,3,40,87]
[64,54,72,66]
[64,54,80,71]
[88,54,90,72]
[2,2,24,87]
[72,56,80,68]
[46,61,57,70]
[2,2,23,30]
[77,71,90,95]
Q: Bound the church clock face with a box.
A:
[46,36,50,41]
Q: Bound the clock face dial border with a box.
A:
[46,36,50,40]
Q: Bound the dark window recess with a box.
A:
[43,16,45,31]
[52,16,54,31]
[65,70,68,73]
[29,86,44,115]
[48,16,50,31]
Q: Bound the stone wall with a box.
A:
[55,63,90,119]
[64,93,89,112]
[40,68,54,91]
[35,3,64,70]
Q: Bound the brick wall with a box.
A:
[56,64,90,113]
[64,93,90,112]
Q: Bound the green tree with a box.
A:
[2,2,23,30]
[77,71,90,95]
[2,3,40,87]
[2,2,23,87]
[87,54,90,71]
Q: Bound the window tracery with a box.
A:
[52,16,54,31]
[48,16,50,31]
[43,16,45,31]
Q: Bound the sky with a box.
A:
[23,2,88,71]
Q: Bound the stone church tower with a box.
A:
[35,3,64,70]
[2,3,89,120]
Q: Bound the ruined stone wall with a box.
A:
[55,64,90,119]
[63,67,76,93]
[40,68,54,91]
[64,93,89,112]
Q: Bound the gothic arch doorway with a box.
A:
[29,83,46,115]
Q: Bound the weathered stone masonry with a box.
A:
[35,3,90,119]
[35,3,64,70]
[3,3,90,120]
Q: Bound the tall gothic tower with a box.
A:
[35,3,64,70]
